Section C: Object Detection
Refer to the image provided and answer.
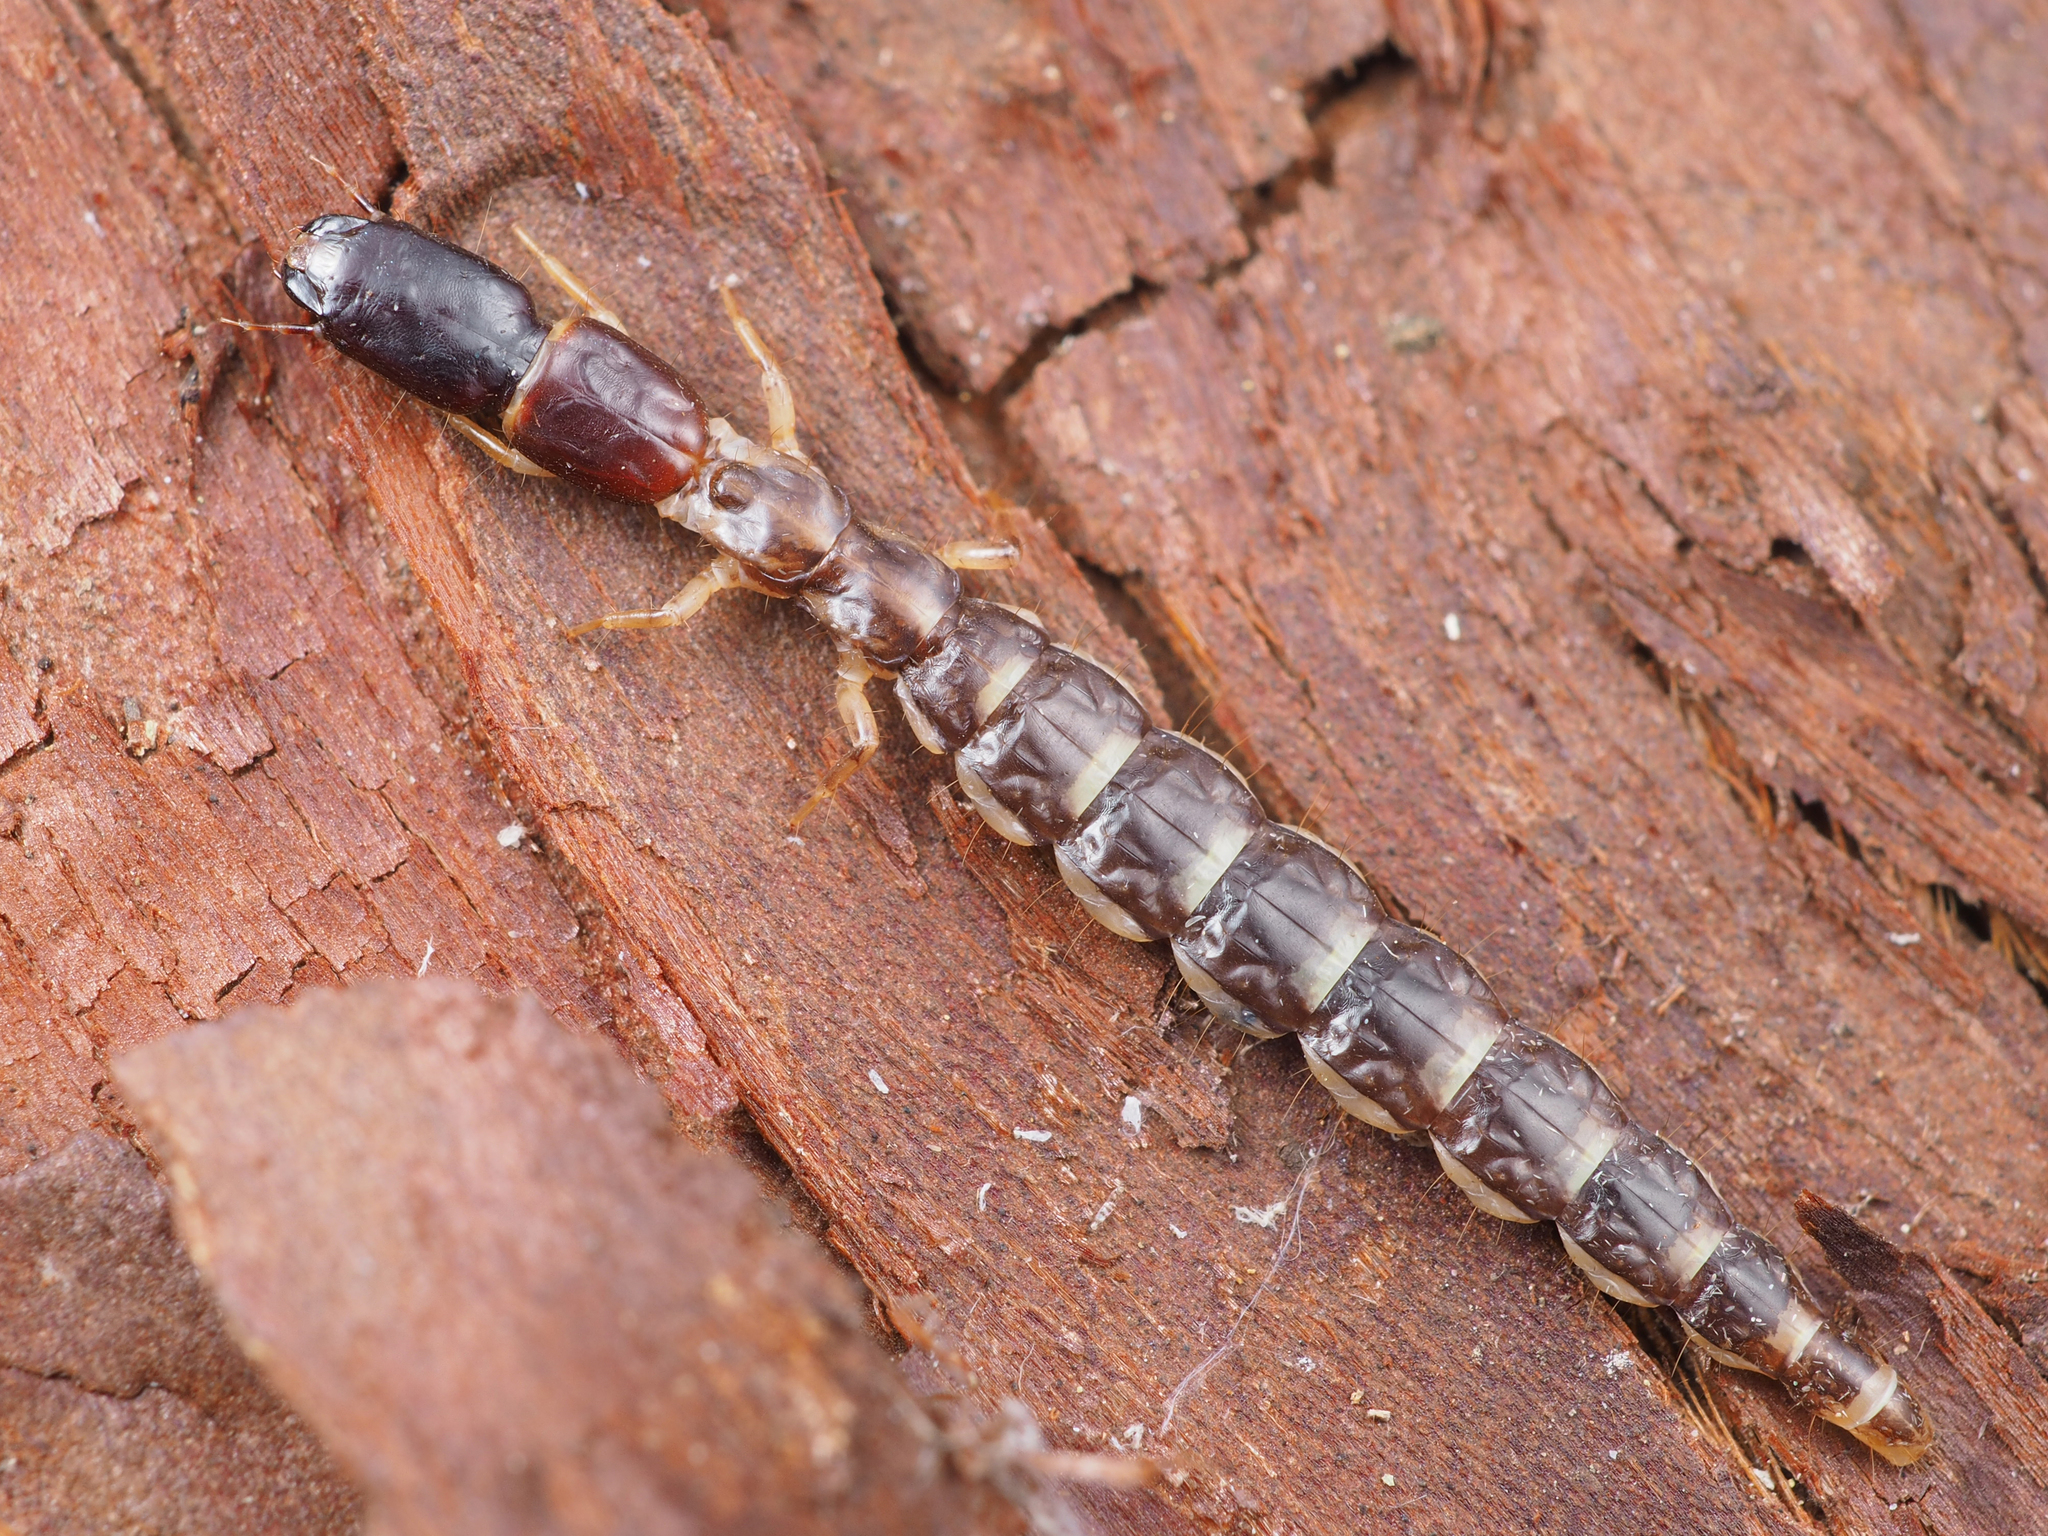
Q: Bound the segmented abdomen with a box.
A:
[268,210,1932,1466]
[897,599,1933,1464]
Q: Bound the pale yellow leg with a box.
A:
[934,537,1020,571]
[513,225,625,332]
[446,415,554,477]
[717,284,801,458]
[566,554,753,637]
[791,649,880,828]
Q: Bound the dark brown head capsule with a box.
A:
[281,216,712,504]
[279,216,548,419]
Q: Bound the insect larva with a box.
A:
[255,209,1934,1466]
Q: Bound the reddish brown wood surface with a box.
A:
[3,0,2047,1532]
[112,977,1010,1536]
[0,1134,358,1531]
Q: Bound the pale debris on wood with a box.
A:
[1234,1197,1289,1228]
[1087,1179,1123,1233]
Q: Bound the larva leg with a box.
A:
[445,415,555,478]
[512,225,626,332]
[792,649,880,828]
[716,285,801,459]
[566,554,755,638]
[935,538,1020,571]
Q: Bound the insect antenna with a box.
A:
[306,153,381,218]
[216,317,319,336]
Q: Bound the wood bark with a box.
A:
[2,0,2046,1532]
[111,978,1012,1536]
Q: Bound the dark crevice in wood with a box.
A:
[1066,560,1197,738]
[937,43,1416,419]
[710,1109,839,1250]
[1604,497,2048,1016]
[1305,39,1414,124]
[978,280,1162,415]
[1768,537,1815,567]
[68,0,233,230]
[882,48,1424,775]
[1666,640,2045,1026]
[1790,792,1864,863]
[1215,43,1414,285]
[374,156,410,216]
[1933,885,1995,945]
[897,332,1048,529]
[1790,781,2048,1006]
[1071,554,1318,838]
[1617,1300,1830,1525]
[1990,909,2048,999]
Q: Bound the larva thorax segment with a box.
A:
[501,317,710,501]
[281,216,712,502]
[801,522,963,673]
[672,452,854,593]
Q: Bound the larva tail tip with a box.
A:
[1854,1383,1936,1466]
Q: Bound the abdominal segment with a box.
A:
[896,599,1935,1466]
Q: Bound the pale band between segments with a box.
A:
[1417,1007,1501,1110]
[1062,728,1142,818]
[1826,1364,1900,1431]
[974,653,1036,724]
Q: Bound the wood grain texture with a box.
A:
[113,978,1007,1536]
[1,0,2044,1532]
[0,1133,358,1534]
[722,0,1392,392]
